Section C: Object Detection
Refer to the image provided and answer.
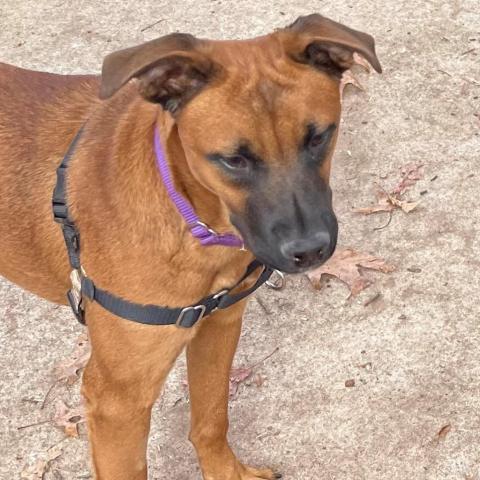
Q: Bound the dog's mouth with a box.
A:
[253,246,336,275]
[241,234,337,275]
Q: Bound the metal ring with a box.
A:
[189,220,218,236]
[265,270,286,290]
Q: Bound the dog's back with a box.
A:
[0,63,99,302]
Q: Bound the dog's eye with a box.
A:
[220,155,249,171]
[309,133,328,148]
[305,123,337,159]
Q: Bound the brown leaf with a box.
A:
[53,400,86,438]
[307,248,395,296]
[21,445,62,479]
[437,424,452,440]
[55,333,91,385]
[392,162,424,196]
[388,195,421,213]
[355,188,420,216]
[253,373,265,387]
[228,346,279,398]
[339,70,365,100]
[339,53,374,100]
[229,367,253,398]
[352,52,373,72]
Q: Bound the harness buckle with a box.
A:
[67,268,86,325]
[176,304,207,328]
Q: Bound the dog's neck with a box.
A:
[156,110,233,235]
[70,87,251,304]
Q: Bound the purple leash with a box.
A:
[154,128,244,248]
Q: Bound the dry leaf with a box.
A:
[21,445,62,479]
[352,52,373,72]
[392,162,424,196]
[355,186,421,217]
[55,333,91,385]
[388,194,420,213]
[307,248,395,296]
[183,348,278,399]
[339,53,374,100]
[53,400,85,438]
[253,373,265,387]
[228,347,278,398]
[340,70,365,100]
[229,367,253,398]
[354,190,395,215]
[437,424,452,441]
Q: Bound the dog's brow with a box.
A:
[303,123,337,149]
[235,144,263,164]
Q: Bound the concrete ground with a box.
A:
[1,0,479,479]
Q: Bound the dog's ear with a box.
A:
[99,33,217,113]
[284,14,382,77]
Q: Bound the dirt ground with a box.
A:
[0,1,479,479]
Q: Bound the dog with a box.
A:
[0,14,381,480]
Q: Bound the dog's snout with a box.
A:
[280,231,332,269]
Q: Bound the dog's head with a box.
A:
[100,14,381,273]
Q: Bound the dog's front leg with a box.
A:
[82,307,194,480]
[187,301,279,480]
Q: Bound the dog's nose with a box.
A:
[280,232,332,269]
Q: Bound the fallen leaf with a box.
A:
[253,373,265,387]
[392,162,424,196]
[21,445,63,479]
[307,248,395,296]
[183,348,279,400]
[229,367,253,398]
[355,162,423,218]
[437,424,452,440]
[53,400,86,438]
[229,347,279,399]
[354,190,395,215]
[55,333,91,385]
[388,194,420,213]
[352,52,373,72]
[355,188,420,216]
[340,70,365,100]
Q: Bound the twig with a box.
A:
[17,419,51,430]
[363,292,381,307]
[462,76,480,86]
[250,346,280,370]
[140,19,164,32]
[460,48,476,56]
[373,210,393,231]
[437,69,452,77]
[41,383,57,410]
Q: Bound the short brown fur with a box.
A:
[0,14,380,479]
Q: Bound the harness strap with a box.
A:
[80,260,271,328]
[52,126,273,327]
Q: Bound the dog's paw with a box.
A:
[242,465,282,479]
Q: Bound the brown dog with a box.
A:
[0,14,381,480]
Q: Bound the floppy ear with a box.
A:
[284,14,382,77]
[99,33,217,113]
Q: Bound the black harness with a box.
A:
[52,128,273,327]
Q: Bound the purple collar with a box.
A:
[154,128,244,248]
